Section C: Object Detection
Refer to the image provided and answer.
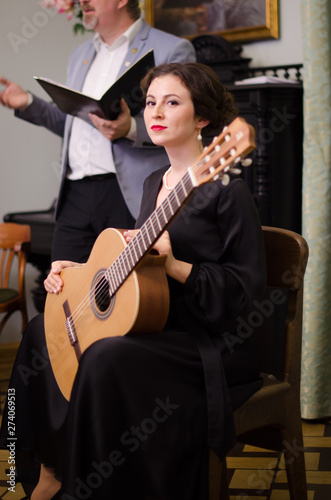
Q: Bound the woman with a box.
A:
[0,63,266,499]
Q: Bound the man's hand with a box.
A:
[88,97,132,141]
[0,77,29,110]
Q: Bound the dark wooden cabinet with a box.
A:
[227,83,303,233]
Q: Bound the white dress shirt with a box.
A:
[67,18,142,179]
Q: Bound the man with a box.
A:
[0,0,195,263]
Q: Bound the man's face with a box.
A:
[79,0,126,32]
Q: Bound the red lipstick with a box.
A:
[151,125,167,131]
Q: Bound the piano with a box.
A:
[4,201,56,312]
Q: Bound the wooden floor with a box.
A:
[226,421,331,499]
[0,342,331,499]
[0,343,26,499]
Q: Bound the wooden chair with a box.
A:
[209,226,309,500]
[0,222,31,335]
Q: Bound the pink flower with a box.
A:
[42,0,76,19]
[42,0,84,29]
[41,0,57,8]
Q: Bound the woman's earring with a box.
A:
[197,128,202,141]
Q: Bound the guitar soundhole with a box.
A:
[96,276,111,311]
[91,269,115,320]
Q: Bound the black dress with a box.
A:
[0,169,266,500]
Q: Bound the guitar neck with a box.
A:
[105,169,196,295]
[102,117,256,297]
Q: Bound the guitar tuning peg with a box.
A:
[241,158,253,167]
[229,167,242,175]
[221,174,230,186]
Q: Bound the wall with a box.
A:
[0,0,303,343]
[0,1,90,343]
[241,0,303,66]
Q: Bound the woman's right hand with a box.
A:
[44,261,83,294]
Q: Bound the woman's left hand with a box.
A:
[124,230,192,283]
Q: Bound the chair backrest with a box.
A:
[261,226,309,391]
[0,223,31,294]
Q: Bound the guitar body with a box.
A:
[44,228,170,401]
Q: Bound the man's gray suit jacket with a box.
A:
[16,20,196,219]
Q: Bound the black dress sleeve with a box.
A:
[136,171,266,336]
[178,179,267,334]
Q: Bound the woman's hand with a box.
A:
[124,230,192,283]
[44,261,83,294]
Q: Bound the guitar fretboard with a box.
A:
[93,117,255,303]
[104,170,195,296]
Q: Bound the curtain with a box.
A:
[300,0,331,418]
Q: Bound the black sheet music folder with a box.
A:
[34,50,154,123]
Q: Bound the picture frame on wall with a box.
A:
[143,0,279,44]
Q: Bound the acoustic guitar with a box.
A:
[44,117,256,400]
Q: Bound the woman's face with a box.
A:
[144,74,201,150]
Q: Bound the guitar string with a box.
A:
[65,141,233,331]
[71,180,191,324]
[62,134,234,333]
[65,144,233,331]
[66,173,196,330]
[67,152,220,329]
[66,196,182,332]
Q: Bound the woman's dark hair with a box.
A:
[126,0,140,20]
[140,63,238,141]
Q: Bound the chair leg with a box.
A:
[0,311,13,335]
[0,306,29,336]
[209,450,230,500]
[281,416,308,500]
[21,305,29,334]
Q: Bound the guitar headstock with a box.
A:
[191,117,256,187]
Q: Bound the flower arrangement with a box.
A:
[42,0,85,34]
